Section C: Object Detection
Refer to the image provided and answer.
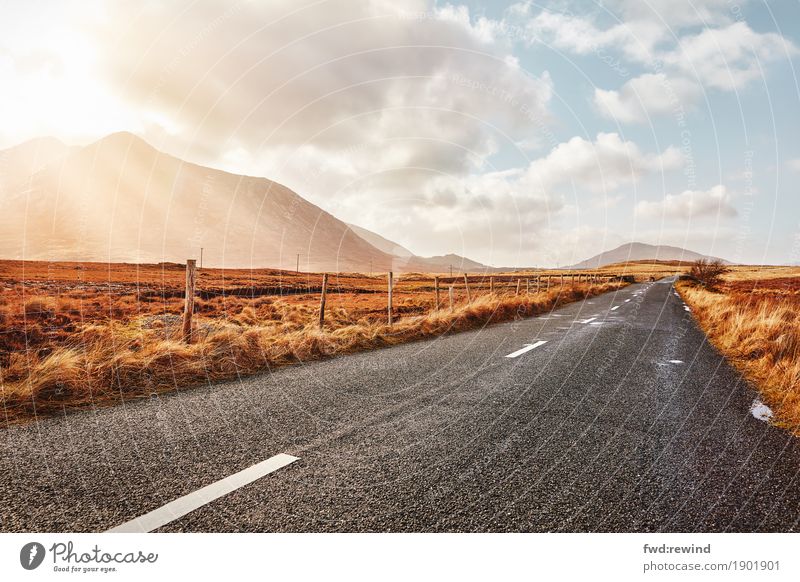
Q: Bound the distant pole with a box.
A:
[296,253,300,273]
[200,247,204,270]
[387,271,393,325]
[434,276,440,311]
[182,259,197,342]
[463,274,471,304]
[449,264,453,277]
[318,273,328,330]
[560,274,564,287]
[370,260,373,277]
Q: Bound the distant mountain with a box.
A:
[347,224,498,273]
[566,242,729,269]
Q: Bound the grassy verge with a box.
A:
[677,280,800,434]
[0,282,625,425]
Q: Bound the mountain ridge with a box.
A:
[566,242,729,269]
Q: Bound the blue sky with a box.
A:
[1,0,798,266]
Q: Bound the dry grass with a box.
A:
[0,259,627,425]
[677,269,800,433]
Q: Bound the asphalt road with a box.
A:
[1,277,798,532]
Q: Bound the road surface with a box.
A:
[1,277,798,532]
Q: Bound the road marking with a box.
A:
[610,306,620,311]
[624,299,631,303]
[505,340,548,358]
[684,306,691,312]
[579,317,597,324]
[668,360,684,364]
[107,453,299,533]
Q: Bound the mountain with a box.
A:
[348,223,414,258]
[0,132,397,271]
[566,242,729,269]
[0,137,76,192]
[347,225,499,273]
[0,132,495,273]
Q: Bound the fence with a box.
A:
[176,263,632,340]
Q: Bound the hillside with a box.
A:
[0,132,400,271]
[567,242,729,269]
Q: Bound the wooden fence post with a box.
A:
[526,278,530,294]
[448,285,454,312]
[546,276,551,291]
[318,273,328,329]
[434,276,440,311]
[490,276,494,293]
[387,271,393,325]
[536,275,540,293]
[182,259,196,342]
[515,279,521,295]
[463,274,471,304]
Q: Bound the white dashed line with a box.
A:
[579,317,597,324]
[107,453,299,533]
[611,306,620,311]
[505,340,548,358]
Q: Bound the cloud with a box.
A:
[593,73,701,123]
[507,4,797,95]
[524,132,681,192]
[787,159,800,172]
[664,22,798,90]
[636,184,737,220]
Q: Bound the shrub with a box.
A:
[687,259,730,290]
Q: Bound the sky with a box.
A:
[1,0,799,267]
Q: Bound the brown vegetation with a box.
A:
[687,258,731,290]
[678,268,800,433]
[0,260,629,425]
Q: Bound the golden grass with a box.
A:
[0,282,624,424]
[678,277,800,433]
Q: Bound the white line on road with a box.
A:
[624,299,631,303]
[505,340,548,358]
[611,306,620,311]
[579,317,597,324]
[107,453,299,533]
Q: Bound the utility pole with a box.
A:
[200,247,203,270]
[449,264,453,277]
[296,253,300,273]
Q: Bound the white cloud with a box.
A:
[508,5,797,97]
[787,159,800,172]
[665,22,798,90]
[525,132,681,192]
[593,73,701,123]
[636,184,737,220]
